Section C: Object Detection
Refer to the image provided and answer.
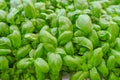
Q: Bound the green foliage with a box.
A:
[0,0,120,80]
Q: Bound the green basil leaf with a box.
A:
[76,14,92,35]
[73,37,93,51]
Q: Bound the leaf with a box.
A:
[21,20,35,34]
[17,58,33,69]
[110,49,120,65]
[99,15,112,29]
[10,0,22,9]
[23,0,36,18]
[0,0,7,9]
[64,41,74,55]
[63,55,82,71]
[88,30,99,48]
[113,16,120,26]
[76,14,92,35]
[50,27,58,37]
[59,16,73,33]
[70,71,83,80]
[97,30,111,41]
[7,8,19,24]
[0,56,9,71]
[31,18,46,32]
[43,43,56,52]
[107,55,116,70]
[58,31,73,45]
[67,10,81,22]
[0,22,9,36]
[0,10,7,21]
[35,2,46,12]
[39,30,57,48]
[92,48,103,67]
[0,37,11,49]
[1,72,10,80]
[46,13,58,28]
[74,0,88,10]
[34,58,49,73]
[8,30,21,49]
[90,67,101,80]
[56,8,66,17]
[0,49,11,56]
[92,24,101,31]
[78,71,89,80]
[48,53,62,73]
[55,48,66,57]
[15,44,32,59]
[33,43,44,58]
[74,30,87,37]
[63,55,79,67]
[34,58,49,80]
[107,21,119,42]
[73,37,93,51]
[90,1,102,18]
[101,42,110,54]
[108,72,119,80]
[24,33,38,41]
[9,25,19,33]
[115,38,120,51]
[97,59,109,77]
